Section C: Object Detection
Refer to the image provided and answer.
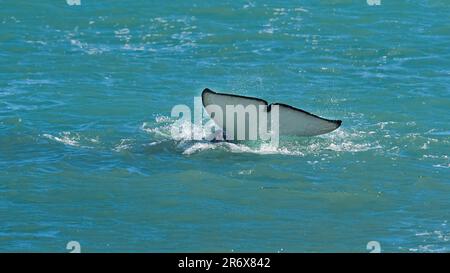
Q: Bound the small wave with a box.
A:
[243,2,255,9]
[426,129,450,136]
[409,245,448,253]
[294,7,309,13]
[42,132,99,148]
[114,28,130,36]
[180,141,305,156]
[238,169,254,175]
[114,138,134,152]
[433,164,450,169]
[25,40,47,46]
[326,142,379,152]
[407,221,450,252]
[42,132,80,147]
[69,38,105,55]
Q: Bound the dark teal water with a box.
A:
[0,1,449,252]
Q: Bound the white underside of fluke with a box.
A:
[202,88,342,139]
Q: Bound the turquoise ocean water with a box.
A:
[1,1,449,252]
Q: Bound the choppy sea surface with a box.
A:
[0,1,449,252]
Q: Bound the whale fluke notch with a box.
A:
[201,88,342,138]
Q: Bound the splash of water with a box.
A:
[140,115,380,156]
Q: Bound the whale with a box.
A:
[201,88,342,140]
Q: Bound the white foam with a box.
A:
[141,115,381,156]
[294,7,309,12]
[179,141,305,156]
[243,2,255,9]
[42,132,101,148]
[182,142,217,155]
[433,164,449,169]
[114,28,130,36]
[69,38,105,55]
[409,245,446,253]
[114,139,133,152]
[43,132,80,147]
[238,169,254,175]
[326,142,378,152]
